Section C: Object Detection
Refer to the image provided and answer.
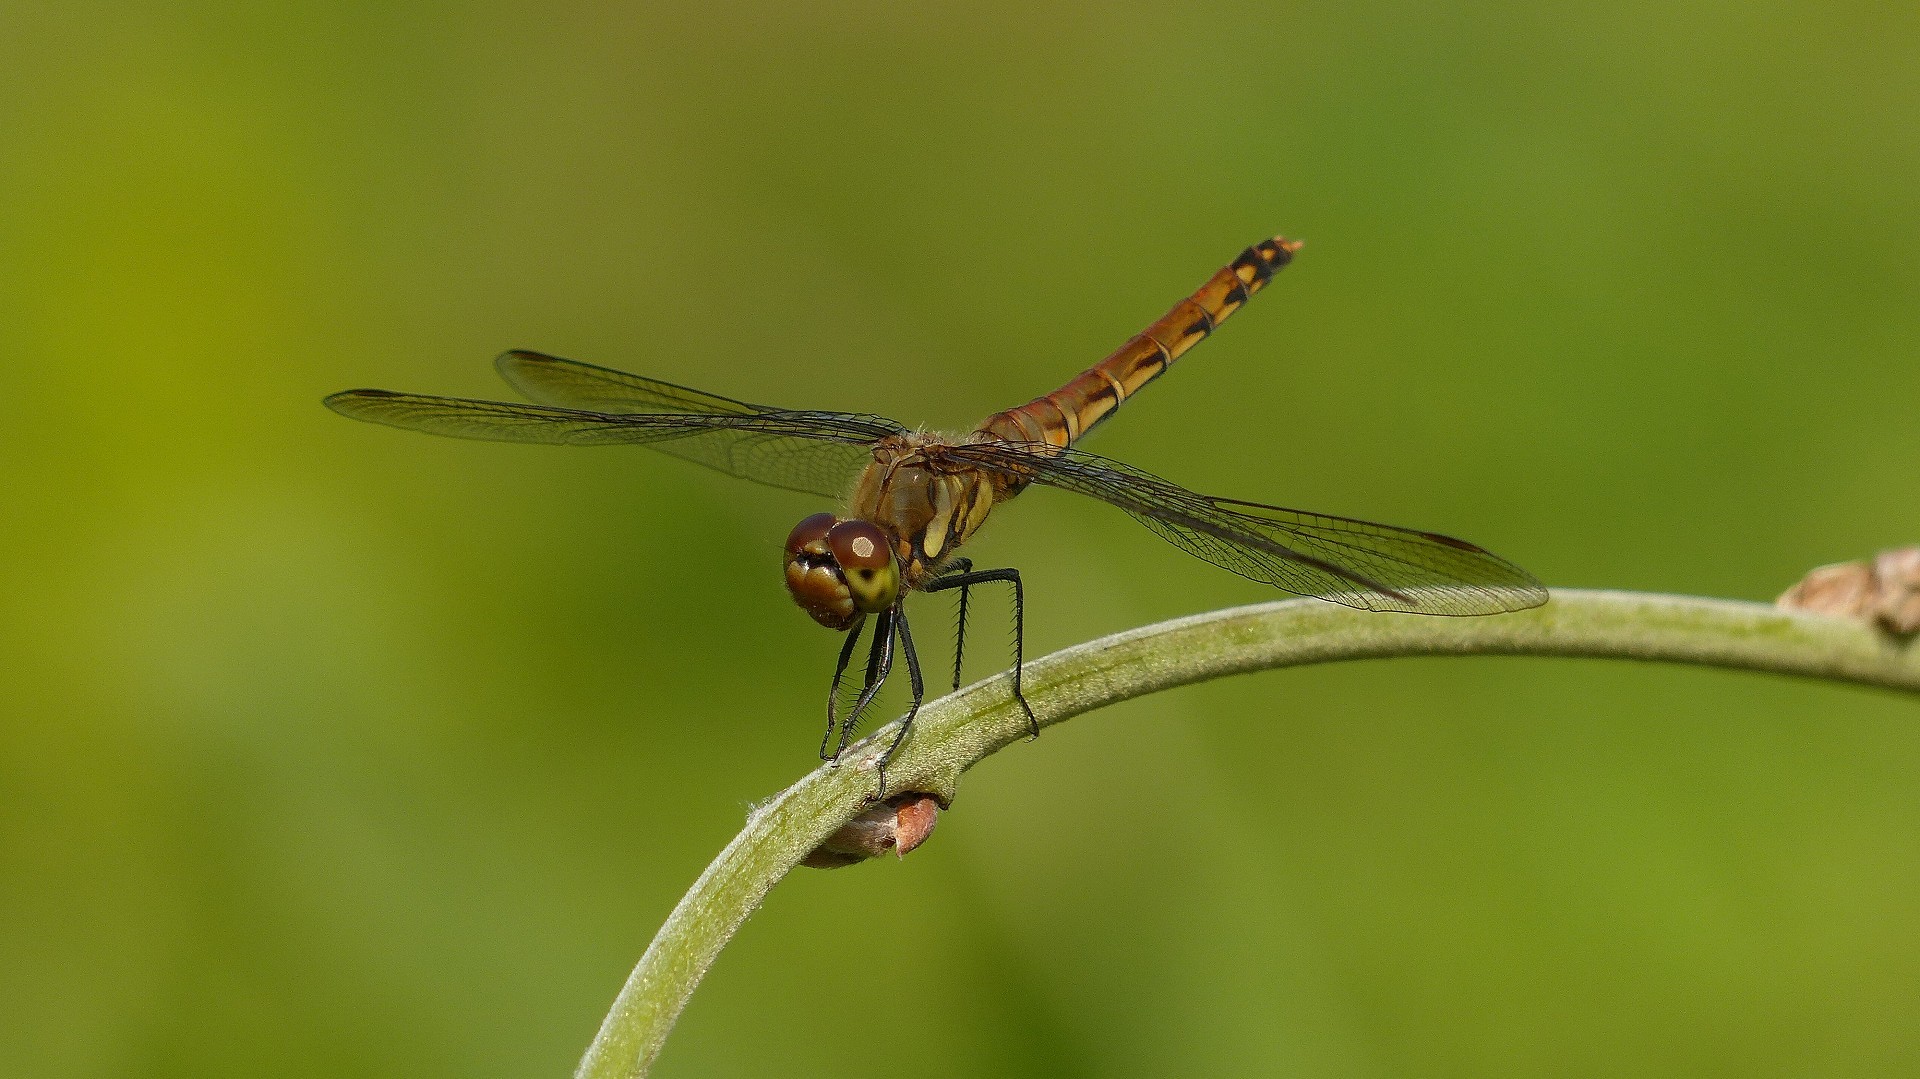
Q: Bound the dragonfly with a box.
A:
[326,237,1546,790]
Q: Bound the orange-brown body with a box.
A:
[975,237,1297,450]
[322,233,1540,780]
[841,237,1300,599]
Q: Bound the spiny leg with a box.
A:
[863,607,892,688]
[922,566,1039,739]
[872,604,927,799]
[820,615,867,760]
[931,557,975,692]
[833,608,895,762]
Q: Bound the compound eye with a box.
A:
[826,520,900,613]
[785,511,840,555]
[826,520,889,572]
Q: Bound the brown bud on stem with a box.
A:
[800,793,942,869]
[1776,546,1920,635]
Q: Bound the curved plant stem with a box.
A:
[574,589,1920,1078]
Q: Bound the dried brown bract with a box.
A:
[800,792,943,869]
[1777,546,1920,635]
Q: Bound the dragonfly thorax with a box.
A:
[783,512,901,630]
[850,435,1000,591]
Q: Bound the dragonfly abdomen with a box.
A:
[975,237,1300,449]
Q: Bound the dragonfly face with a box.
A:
[783,512,901,630]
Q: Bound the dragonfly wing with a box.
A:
[943,442,1546,615]
[494,350,777,415]
[325,390,903,500]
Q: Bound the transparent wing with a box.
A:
[325,389,904,500]
[941,441,1546,615]
[494,350,778,416]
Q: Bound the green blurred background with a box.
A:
[4,2,1918,1076]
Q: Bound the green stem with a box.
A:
[574,589,1920,1078]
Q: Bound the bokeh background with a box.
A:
[5,2,1919,1076]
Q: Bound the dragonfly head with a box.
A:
[783,512,901,630]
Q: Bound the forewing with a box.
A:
[494,350,775,415]
[325,389,903,499]
[943,442,1546,615]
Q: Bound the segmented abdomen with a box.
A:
[975,236,1300,449]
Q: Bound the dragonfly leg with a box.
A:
[820,616,868,760]
[833,609,895,762]
[922,566,1039,739]
[929,557,976,692]
[872,604,927,799]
